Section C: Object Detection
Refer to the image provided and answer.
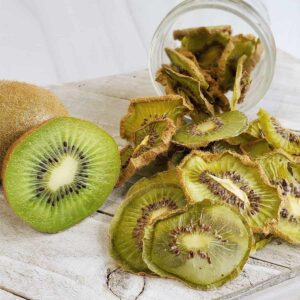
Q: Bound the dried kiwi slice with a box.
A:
[247,119,262,139]
[231,55,251,109]
[241,139,272,160]
[218,34,261,91]
[120,95,192,141]
[172,111,248,148]
[174,25,232,53]
[258,151,300,244]
[165,48,209,89]
[118,118,176,186]
[251,233,273,254]
[109,170,187,274]
[143,200,252,290]
[258,109,300,155]
[226,133,256,146]
[168,149,190,169]
[210,140,242,154]
[178,151,280,232]
[160,65,215,115]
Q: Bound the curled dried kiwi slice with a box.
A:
[172,111,248,148]
[247,119,262,139]
[231,55,251,109]
[258,151,300,244]
[165,48,209,89]
[173,25,232,53]
[143,200,251,290]
[118,118,176,186]
[218,34,261,91]
[178,151,280,232]
[241,139,272,160]
[226,133,256,146]
[160,65,215,115]
[120,95,192,141]
[109,170,187,274]
[251,233,273,254]
[258,109,300,155]
[210,140,242,154]
[197,44,224,69]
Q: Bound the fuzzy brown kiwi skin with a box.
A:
[142,199,253,290]
[0,81,68,174]
[176,150,280,234]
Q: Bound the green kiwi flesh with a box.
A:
[3,117,120,233]
[172,110,248,148]
[109,170,187,274]
[178,151,280,232]
[258,108,300,155]
[251,233,273,254]
[258,151,300,244]
[143,200,252,290]
[241,139,272,160]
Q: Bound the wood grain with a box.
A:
[0,49,300,299]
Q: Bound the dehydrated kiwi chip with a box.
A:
[120,95,192,141]
[172,110,248,148]
[143,200,252,290]
[258,108,300,155]
[258,151,300,244]
[178,151,280,232]
[109,170,187,274]
[2,117,120,233]
[240,139,272,160]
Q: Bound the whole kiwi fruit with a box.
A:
[0,80,68,172]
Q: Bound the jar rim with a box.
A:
[148,0,277,112]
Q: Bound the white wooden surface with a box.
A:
[0,49,300,300]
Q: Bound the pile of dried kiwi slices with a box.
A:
[111,25,300,291]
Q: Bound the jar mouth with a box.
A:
[148,0,276,113]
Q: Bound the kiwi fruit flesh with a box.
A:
[251,233,273,254]
[2,117,120,233]
[143,200,252,290]
[258,108,300,155]
[258,151,300,244]
[109,170,187,274]
[241,139,272,160]
[0,81,68,173]
[172,110,248,148]
[178,151,280,232]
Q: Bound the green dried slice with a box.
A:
[251,233,273,254]
[174,25,232,53]
[143,200,251,290]
[161,65,215,115]
[241,139,272,160]
[118,118,176,186]
[172,111,248,148]
[258,151,300,244]
[210,140,242,154]
[189,109,210,123]
[226,133,256,146]
[165,48,209,89]
[178,151,280,232]
[109,170,187,274]
[198,44,224,69]
[218,34,260,91]
[247,119,262,138]
[231,55,251,109]
[120,95,192,141]
[258,108,300,155]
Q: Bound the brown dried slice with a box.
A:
[160,65,215,115]
[110,170,187,274]
[198,44,224,69]
[118,118,176,186]
[120,95,192,141]
[231,55,251,109]
[218,34,261,91]
[172,111,248,149]
[178,150,280,232]
[155,68,176,94]
[240,139,272,160]
[165,48,209,89]
[257,151,300,244]
[174,25,232,53]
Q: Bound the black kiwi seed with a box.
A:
[63,141,68,147]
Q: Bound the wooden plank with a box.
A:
[0,289,25,300]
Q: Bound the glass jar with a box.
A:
[148,0,276,113]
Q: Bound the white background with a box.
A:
[0,0,299,85]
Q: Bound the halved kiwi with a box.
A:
[118,118,176,186]
[178,151,280,232]
[120,95,192,141]
[2,117,120,233]
[172,111,248,148]
[241,139,272,160]
[143,200,252,290]
[258,108,300,155]
[173,25,232,53]
[109,170,187,274]
[257,150,300,244]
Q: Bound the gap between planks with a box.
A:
[0,285,31,300]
